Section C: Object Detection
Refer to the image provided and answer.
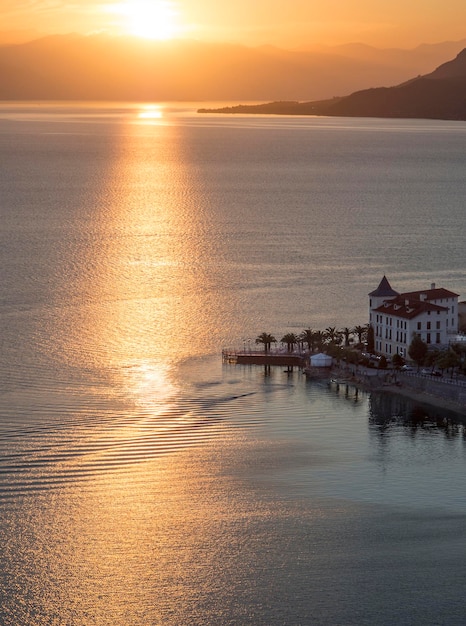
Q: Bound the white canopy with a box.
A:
[310,353,332,367]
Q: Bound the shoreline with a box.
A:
[224,349,466,415]
[330,365,466,416]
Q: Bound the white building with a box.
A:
[369,276,459,358]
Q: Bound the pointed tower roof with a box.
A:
[368,275,399,298]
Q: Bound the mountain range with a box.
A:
[201,48,466,120]
[1,34,466,102]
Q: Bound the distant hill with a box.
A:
[1,34,466,102]
[201,48,466,120]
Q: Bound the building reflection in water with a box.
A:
[369,392,466,439]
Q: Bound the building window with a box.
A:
[417,322,421,330]
[436,321,440,329]
[427,322,431,330]
[436,333,441,343]
[427,333,431,344]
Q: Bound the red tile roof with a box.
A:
[374,297,448,320]
[400,287,459,300]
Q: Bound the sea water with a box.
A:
[1,102,466,625]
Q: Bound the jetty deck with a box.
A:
[222,349,307,367]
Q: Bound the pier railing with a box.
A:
[222,348,308,367]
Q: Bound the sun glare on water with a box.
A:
[137,104,164,122]
[116,1,181,40]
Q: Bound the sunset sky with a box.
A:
[1,0,466,48]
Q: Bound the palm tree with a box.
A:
[313,330,325,352]
[281,332,299,353]
[300,328,315,352]
[341,327,352,347]
[352,325,367,346]
[324,326,342,346]
[255,332,276,354]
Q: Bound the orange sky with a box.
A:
[1,0,466,48]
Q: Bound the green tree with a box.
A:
[392,353,405,369]
[451,343,466,372]
[327,343,344,359]
[281,332,299,353]
[408,334,428,368]
[255,332,276,354]
[342,349,360,364]
[424,349,440,373]
[436,350,460,378]
[378,355,388,369]
[366,325,375,353]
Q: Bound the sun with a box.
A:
[116,1,180,40]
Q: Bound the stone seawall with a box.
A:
[400,374,466,409]
[331,365,466,412]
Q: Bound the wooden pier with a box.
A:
[222,349,307,367]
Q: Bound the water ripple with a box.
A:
[0,379,268,499]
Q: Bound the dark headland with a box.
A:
[199,48,466,121]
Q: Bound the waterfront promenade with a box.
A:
[223,348,466,412]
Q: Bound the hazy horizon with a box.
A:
[2,31,466,53]
[1,30,465,104]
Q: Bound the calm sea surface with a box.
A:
[1,102,466,625]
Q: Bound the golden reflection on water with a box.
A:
[125,361,174,408]
[101,107,215,364]
[53,104,222,404]
[136,104,164,122]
